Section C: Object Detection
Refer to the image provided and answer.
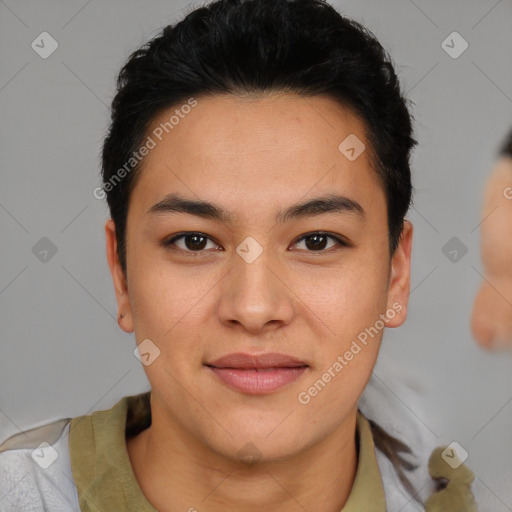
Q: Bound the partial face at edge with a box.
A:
[106,93,413,461]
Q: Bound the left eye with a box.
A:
[292,232,347,252]
[164,231,347,254]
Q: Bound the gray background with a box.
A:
[1,0,511,508]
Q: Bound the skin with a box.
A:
[471,156,512,350]
[105,93,413,512]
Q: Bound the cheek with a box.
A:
[127,259,222,382]
[129,251,217,336]
[294,345,377,443]
[291,259,389,337]
[291,259,387,398]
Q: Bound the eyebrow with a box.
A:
[146,193,365,223]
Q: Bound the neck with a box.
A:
[126,405,359,512]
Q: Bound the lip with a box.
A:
[206,352,308,369]
[205,352,309,395]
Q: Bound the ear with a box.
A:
[105,218,134,333]
[384,219,413,328]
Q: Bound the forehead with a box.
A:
[130,93,385,221]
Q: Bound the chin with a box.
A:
[202,419,312,463]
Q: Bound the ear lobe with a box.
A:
[384,220,413,328]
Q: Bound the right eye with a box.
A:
[163,232,223,254]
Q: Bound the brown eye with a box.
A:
[292,232,347,252]
[164,232,221,253]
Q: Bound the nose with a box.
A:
[217,244,295,334]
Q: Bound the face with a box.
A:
[471,156,512,350]
[106,93,412,462]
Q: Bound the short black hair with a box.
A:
[100,0,416,276]
[499,127,512,158]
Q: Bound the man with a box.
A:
[0,0,477,510]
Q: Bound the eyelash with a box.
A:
[162,231,349,256]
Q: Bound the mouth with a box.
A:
[204,352,309,395]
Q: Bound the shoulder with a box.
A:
[360,365,479,511]
[360,367,439,508]
[0,418,80,512]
